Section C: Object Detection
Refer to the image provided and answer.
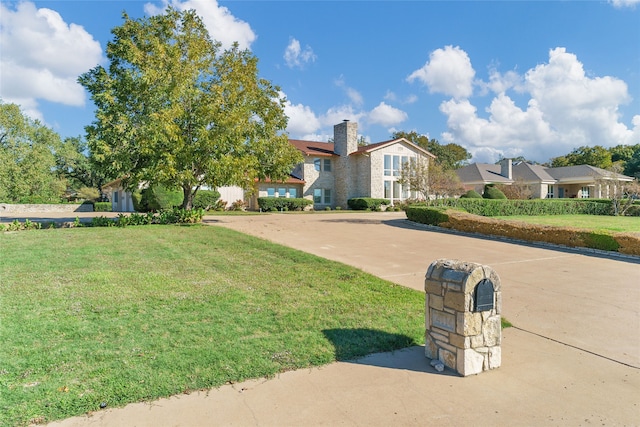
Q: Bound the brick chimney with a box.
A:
[333,120,358,156]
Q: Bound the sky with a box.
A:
[1,0,639,164]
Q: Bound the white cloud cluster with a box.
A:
[407,45,475,99]
[0,2,102,120]
[284,38,316,69]
[144,0,256,50]
[609,0,640,8]
[409,46,640,163]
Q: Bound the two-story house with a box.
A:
[248,120,436,209]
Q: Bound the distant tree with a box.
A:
[55,136,107,198]
[496,178,532,200]
[595,164,640,216]
[392,130,471,170]
[357,136,367,147]
[398,159,464,199]
[79,8,301,210]
[550,145,612,169]
[0,101,66,203]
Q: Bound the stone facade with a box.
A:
[0,203,93,213]
[425,259,502,376]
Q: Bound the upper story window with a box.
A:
[314,157,332,172]
[384,155,410,177]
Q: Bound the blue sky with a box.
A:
[1,0,639,164]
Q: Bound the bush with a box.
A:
[93,201,112,212]
[424,198,612,217]
[483,184,507,200]
[347,198,390,211]
[405,206,449,226]
[135,185,183,212]
[460,190,482,199]
[193,189,220,211]
[257,197,313,212]
[77,187,100,201]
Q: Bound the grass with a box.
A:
[0,225,424,426]
[494,214,640,234]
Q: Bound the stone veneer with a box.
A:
[425,259,502,376]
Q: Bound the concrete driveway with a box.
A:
[41,211,640,426]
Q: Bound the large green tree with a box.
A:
[79,8,301,209]
[550,145,613,169]
[392,130,471,170]
[0,101,66,203]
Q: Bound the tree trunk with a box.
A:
[182,186,194,210]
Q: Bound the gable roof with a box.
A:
[513,162,556,183]
[289,139,336,157]
[545,164,633,181]
[456,163,513,184]
[353,137,437,158]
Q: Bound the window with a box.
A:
[277,187,286,197]
[384,155,392,176]
[266,188,275,197]
[289,188,297,198]
[546,186,554,199]
[384,181,391,198]
[385,154,411,177]
[113,191,119,203]
[581,186,591,198]
[314,158,332,172]
[314,158,321,171]
[323,158,332,172]
[313,188,331,204]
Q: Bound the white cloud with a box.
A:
[434,47,639,163]
[144,0,256,50]
[368,102,408,127]
[0,1,102,116]
[284,38,316,69]
[282,94,321,136]
[407,45,475,99]
[609,0,640,8]
[335,76,363,106]
[321,105,366,127]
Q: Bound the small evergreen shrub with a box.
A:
[405,206,449,225]
[483,184,507,200]
[94,202,112,212]
[193,189,221,211]
[257,197,313,212]
[460,190,482,199]
[136,185,183,212]
[347,198,391,211]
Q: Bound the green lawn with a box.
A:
[494,214,640,234]
[0,226,424,426]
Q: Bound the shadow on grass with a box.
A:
[322,328,455,375]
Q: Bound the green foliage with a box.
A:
[90,216,116,227]
[258,197,313,212]
[580,231,620,252]
[193,189,220,211]
[347,198,391,211]
[93,201,112,212]
[79,8,302,210]
[229,199,246,211]
[460,189,482,199]
[483,184,507,200]
[425,198,612,216]
[550,145,612,170]
[0,219,42,232]
[405,206,449,225]
[136,185,183,212]
[0,101,66,203]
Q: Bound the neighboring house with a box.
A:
[103,120,436,211]
[248,120,436,209]
[457,159,635,199]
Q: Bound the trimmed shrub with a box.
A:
[483,184,507,200]
[405,206,449,226]
[193,189,220,211]
[258,197,313,212]
[460,190,482,199]
[347,198,390,211]
[135,185,183,212]
[93,202,112,212]
[425,198,612,217]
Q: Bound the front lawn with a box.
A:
[0,226,424,426]
[494,214,640,234]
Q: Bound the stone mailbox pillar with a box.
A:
[424,259,502,376]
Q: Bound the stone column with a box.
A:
[424,259,502,376]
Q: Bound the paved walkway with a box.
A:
[30,211,640,425]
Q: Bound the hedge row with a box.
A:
[422,198,612,216]
[257,197,313,211]
[93,201,112,212]
[405,206,640,255]
[347,198,390,211]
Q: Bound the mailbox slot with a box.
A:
[474,279,494,312]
